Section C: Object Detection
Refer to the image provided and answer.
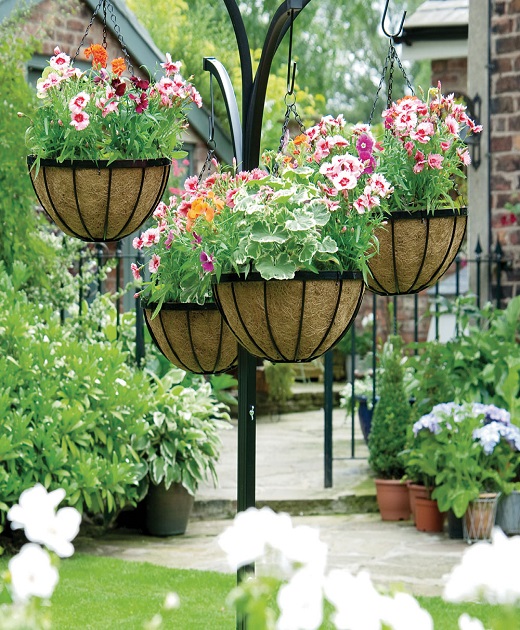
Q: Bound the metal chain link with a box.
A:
[198,148,215,184]
[273,95,307,175]
[368,41,415,124]
[106,1,134,75]
[71,0,134,75]
[72,0,104,63]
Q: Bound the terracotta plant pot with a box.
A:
[28,156,170,242]
[366,208,467,296]
[212,271,364,363]
[144,302,238,374]
[408,483,430,524]
[463,493,500,543]
[145,481,194,536]
[374,479,411,521]
[415,497,445,533]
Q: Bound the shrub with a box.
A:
[368,335,411,479]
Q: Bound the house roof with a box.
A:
[0,0,234,164]
[395,0,468,60]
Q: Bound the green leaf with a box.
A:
[285,210,316,231]
[255,255,297,280]
[250,223,289,244]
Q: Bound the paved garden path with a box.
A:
[77,397,471,598]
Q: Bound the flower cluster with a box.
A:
[26,45,201,165]
[2,484,80,615]
[271,115,394,216]
[408,402,519,517]
[133,163,267,306]
[219,506,434,630]
[379,83,483,212]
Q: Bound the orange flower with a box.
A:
[111,57,126,76]
[206,191,224,211]
[186,197,216,231]
[294,134,308,146]
[84,44,108,68]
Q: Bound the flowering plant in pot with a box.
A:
[198,118,392,362]
[137,368,231,535]
[367,83,483,295]
[25,44,202,242]
[411,402,520,540]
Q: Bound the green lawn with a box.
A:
[0,554,507,629]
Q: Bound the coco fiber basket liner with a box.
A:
[144,302,238,375]
[212,271,365,363]
[28,157,170,242]
[367,208,467,296]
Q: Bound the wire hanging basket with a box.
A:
[366,208,467,296]
[212,271,365,363]
[26,0,175,242]
[28,157,170,242]
[143,301,238,375]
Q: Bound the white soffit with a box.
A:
[405,0,469,29]
[399,39,468,61]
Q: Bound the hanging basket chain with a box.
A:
[72,0,134,75]
[368,40,414,125]
[274,10,306,174]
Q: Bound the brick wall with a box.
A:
[431,57,468,96]
[491,0,520,298]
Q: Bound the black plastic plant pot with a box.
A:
[27,156,171,242]
[143,301,238,375]
[366,208,467,296]
[212,270,365,363]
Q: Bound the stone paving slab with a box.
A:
[76,513,468,597]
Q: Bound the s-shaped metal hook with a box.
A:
[381,0,406,39]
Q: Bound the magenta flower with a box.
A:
[164,230,174,249]
[130,76,150,91]
[356,133,374,154]
[129,92,149,113]
[200,251,214,273]
[192,232,202,245]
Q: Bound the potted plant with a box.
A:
[368,335,412,521]
[25,43,201,242]
[367,83,483,295]
[412,402,520,542]
[195,118,392,362]
[138,369,231,536]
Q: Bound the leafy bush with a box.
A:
[368,335,412,479]
[0,264,152,530]
[139,369,230,496]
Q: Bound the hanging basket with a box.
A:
[143,301,238,375]
[212,271,364,363]
[366,208,467,296]
[27,156,170,242]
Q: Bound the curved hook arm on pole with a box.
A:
[381,0,406,39]
[244,0,312,169]
[203,57,243,165]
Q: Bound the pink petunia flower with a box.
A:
[50,48,71,72]
[164,230,175,249]
[149,254,161,273]
[440,140,452,152]
[427,153,444,169]
[132,236,143,250]
[457,148,472,166]
[161,53,182,77]
[70,111,90,131]
[413,150,426,173]
[153,202,168,219]
[69,92,90,114]
[130,263,141,281]
[445,115,460,135]
[200,251,214,273]
[141,228,161,247]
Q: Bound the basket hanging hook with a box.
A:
[286,10,297,96]
[381,0,406,40]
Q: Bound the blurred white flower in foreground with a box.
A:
[8,483,81,557]
[219,506,327,574]
[8,543,59,602]
[458,613,486,630]
[443,527,520,605]
[277,567,324,630]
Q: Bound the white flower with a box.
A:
[443,528,520,605]
[458,613,486,630]
[8,543,59,602]
[275,524,328,573]
[164,592,180,610]
[379,592,433,630]
[323,569,382,630]
[277,567,324,630]
[218,507,292,570]
[8,483,81,557]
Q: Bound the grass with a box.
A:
[0,554,509,629]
